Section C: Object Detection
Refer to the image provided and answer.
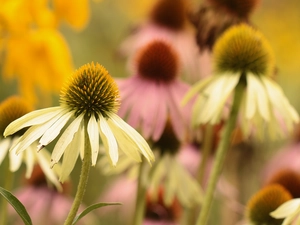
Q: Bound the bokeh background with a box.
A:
[1,0,300,224]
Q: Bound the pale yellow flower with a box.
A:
[4,63,154,182]
[0,96,62,190]
[183,24,299,139]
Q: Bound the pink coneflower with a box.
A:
[117,40,193,142]
[118,0,207,82]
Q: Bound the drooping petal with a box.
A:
[36,150,62,191]
[9,149,23,172]
[246,74,270,121]
[108,113,154,163]
[0,138,11,164]
[59,131,80,183]
[270,199,300,218]
[24,145,35,178]
[98,115,118,166]
[4,106,63,137]
[181,76,214,106]
[39,110,73,147]
[12,112,66,155]
[87,114,100,166]
[51,114,84,167]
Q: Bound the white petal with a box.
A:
[24,146,35,178]
[0,138,11,164]
[39,111,73,147]
[246,74,270,121]
[4,107,64,137]
[59,131,80,183]
[98,115,118,166]
[51,114,84,167]
[181,76,214,106]
[108,113,154,163]
[87,114,100,166]
[9,149,23,172]
[36,150,62,191]
[270,199,300,218]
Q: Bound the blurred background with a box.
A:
[1,0,300,224]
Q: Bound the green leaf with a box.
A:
[0,186,32,225]
[72,202,122,224]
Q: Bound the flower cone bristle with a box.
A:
[246,184,292,225]
[136,41,179,82]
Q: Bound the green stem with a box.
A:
[0,157,14,225]
[197,124,214,185]
[132,159,147,225]
[64,127,91,225]
[196,80,245,225]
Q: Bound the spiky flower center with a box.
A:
[0,96,32,137]
[137,41,179,83]
[60,62,120,118]
[150,0,187,30]
[246,184,292,225]
[213,24,274,76]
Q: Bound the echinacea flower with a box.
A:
[4,62,154,182]
[0,96,62,190]
[118,0,203,81]
[270,198,300,225]
[246,184,292,225]
[183,24,299,140]
[118,40,193,142]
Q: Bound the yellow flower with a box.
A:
[0,96,62,190]
[52,0,90,30]
[2,28,73,106]
[183,24,299,139]
[4,63,154,182]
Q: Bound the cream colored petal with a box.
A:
[87,114,100,166]
[12,114,63,155]
[51,114,84,167]
[270,199,300,218]
[108,113,154,163]
[77,122,85,160]
[181,76,214,106]
[9,149,23,172]
[0,138,11,164]
[192,94,206,126]
[246,74,270,121]
[98,115,118,166]
[164,155,177,206]
[200,74,238,124]
[148,156,165,202]
[59,131,80,183]
[4,106,63,137]
[36,150,62,191]
[24,145,35,178]
[39,111,73,147]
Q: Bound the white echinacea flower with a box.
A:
[4,62,154,182]
[183,24,299,139]
[270,198,300,225]
[0,96,62,190]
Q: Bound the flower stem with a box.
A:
[196,80,245,225]
[132,159,147,225]
[64,127,91,225]
[0,157,14,225]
